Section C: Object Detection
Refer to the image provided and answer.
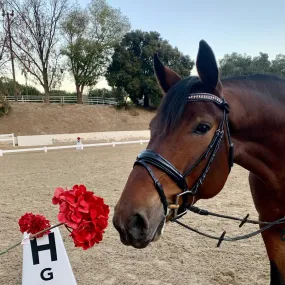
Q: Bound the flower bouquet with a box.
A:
[0,184,110,255]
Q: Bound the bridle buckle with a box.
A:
[170,190,193,219]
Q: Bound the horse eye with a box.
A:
[194,123,211,135]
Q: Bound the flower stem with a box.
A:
[0,241,23,256]
[64,225,73,233]
[29,222,64,239]
[0,222,64,256]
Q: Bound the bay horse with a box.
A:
[113,40,285,284]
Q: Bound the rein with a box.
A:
[134,92,285,247]
[172,205,285,247]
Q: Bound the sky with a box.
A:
[13,0,285,92]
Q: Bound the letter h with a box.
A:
[30,232,58,265]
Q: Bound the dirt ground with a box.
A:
[0,145,270,285]
[0,103,155,136]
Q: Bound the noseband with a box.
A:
[134,93,234,218]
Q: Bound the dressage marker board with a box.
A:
[22,227,77,284]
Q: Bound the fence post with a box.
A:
[112,142,115,147]
[0,149,3,156]
[12,133,15,147]
[44,146,47,153]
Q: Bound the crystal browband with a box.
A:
[187,93,224,105]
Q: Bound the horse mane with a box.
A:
[152,73,285,136]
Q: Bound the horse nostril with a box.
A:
[134,213,148,229]
[128,213,149,239]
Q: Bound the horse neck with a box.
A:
[223,81,285,187]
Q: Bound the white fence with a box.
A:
[0,133,15,147]
[5,95,118,106]
[16,130,150,147]
[0,139,150,156]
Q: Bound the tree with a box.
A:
[6,0,70,102]
[250,52,271,74]
[270,54,285,78]
[89,88,113,98]
[61,0,131,104]
[106,30,194,108]
[21,85,42,95]
[219,52,283,77]
[0,76,41,95]
[0,26,9,74]
[0,77,12,116]
[219,52,253,77]
[0,76,21,96]
[0,1,10,74]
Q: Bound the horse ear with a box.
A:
[153,53,182,94]
[196,40,221,91]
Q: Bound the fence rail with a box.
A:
[5,95,118,106]
[0,139,149,156]
[0,133,15,147]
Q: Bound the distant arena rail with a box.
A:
[0,140,150,156]
[5,95,118,105]
[0,133,16,147]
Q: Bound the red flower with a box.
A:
[18,213,51,238]
[52,184,109,249]
[52,187,64,205]
[18,212,34,233]
[57,201,83,229]
[70,221,104,250]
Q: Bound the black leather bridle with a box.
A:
[132,92,285,247]
[134,93,234,219]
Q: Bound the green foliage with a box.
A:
[270,54,285,77]
[88,87,128,108]
[0,78,11,116]
[0,95,11,117]
[105,30,194,108]
[88,88,114,98]
[49,89,74,96]
[0,77,21,96]
[112,88,129,109]
[0,76,41,96]
[61,0,131,103]
[251,52,271,73]
[219,53,253,76]
[219,52,285,78]
[21,85,42,95]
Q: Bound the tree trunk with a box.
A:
[43,89,50,103]
[43,69,50,103]
[143,94,150,108]
[76,85,83,104]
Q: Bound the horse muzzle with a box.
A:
[113,211,165,249]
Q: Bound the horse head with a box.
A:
[113,40,233,249]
